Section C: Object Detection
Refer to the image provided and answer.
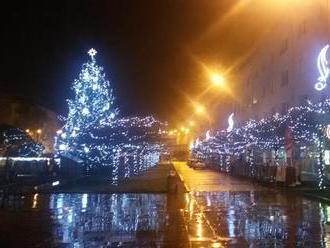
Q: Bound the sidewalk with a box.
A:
[172,161,330,203]
[172,161,266,192]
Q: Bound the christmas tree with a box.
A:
[56,48,118,162]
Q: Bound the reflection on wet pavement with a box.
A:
[184,191,330,247]
[49,194,169,247]
[1,191,330,247]
[0,193,188,247]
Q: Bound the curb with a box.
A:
[170,163,190,193]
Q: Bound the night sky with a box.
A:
[0,1,270,125]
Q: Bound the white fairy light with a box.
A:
[55,49,164,184]
[192,97,330,189]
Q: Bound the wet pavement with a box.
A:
[0,193,188,247]
[1,162,330,247]
[174,162,330,247]
[172,161,266,192]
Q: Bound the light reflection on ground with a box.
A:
[0,193,178,247]
[184,191,330,247]
[1,191,330,247]
[50,194,171,247]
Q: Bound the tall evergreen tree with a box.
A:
[56,48,117,161]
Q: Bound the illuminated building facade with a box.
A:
[235,1,330,122]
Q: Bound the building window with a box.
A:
[280,38,288,55]
[281,70,289,87]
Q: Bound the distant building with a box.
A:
[235,1,330,122]
[0,97,60,153]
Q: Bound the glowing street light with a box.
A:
[36,129,42,134]
[210,73,225,87]
[195,104,205,115]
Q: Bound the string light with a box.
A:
[55,49,164,184]
[192,98,330,189]
[0,126,44,157]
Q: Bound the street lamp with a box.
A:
[210,73,225,87]
[195,104,205,115]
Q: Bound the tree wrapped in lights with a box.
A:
[56,48,118,163]
[56,49,164,184]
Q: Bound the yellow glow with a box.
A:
[189,120,195,126]
[169,131,174,135]
[211,73,224,87]
[37,129,42,134]
[25,129,30,133]
[211,242,222,248]
[185,128,190,134]
[195,104,205,115]
[185,193,190,205]
[196,213,203,239]
[32,193,38,209]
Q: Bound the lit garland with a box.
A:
[192,99,330,189]
[0,125,44,157]
[55,49,164,184]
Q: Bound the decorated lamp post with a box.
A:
[314,44,330,189]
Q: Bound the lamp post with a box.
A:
[314,44,330,189]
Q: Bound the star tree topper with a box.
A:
[88,48,97,60]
